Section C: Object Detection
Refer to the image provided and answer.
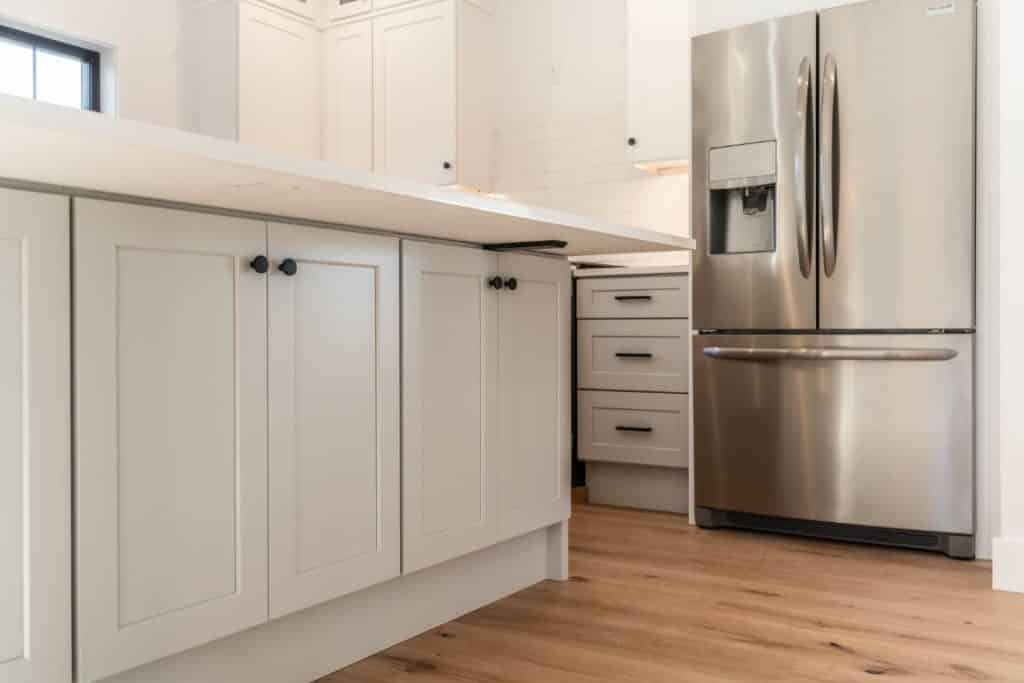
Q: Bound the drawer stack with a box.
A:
[575,272,690,514]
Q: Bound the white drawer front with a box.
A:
[578,319,689,392]
[576,275,688,319]
[578,391,688,469]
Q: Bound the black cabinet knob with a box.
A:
[278,259,298,277]
[504,277,518,291]
[488,276,504,290]
[250,255,269,274]
[443,161,452,170]
[627,137,637,146]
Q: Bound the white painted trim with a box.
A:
[103,525,556,683]
[546,521,570,581]
[993,537,1024,593]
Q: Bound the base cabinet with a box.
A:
[268,222,401,620]
[74,200,271,683]
[0,189,70,683]
[402,242,570,574]
[74,200,405,680]
[64,196,567,677]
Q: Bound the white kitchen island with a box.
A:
[0,95,691,683]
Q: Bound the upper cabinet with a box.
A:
[325,0,496,188]
[373,1,457,185]
[239,2,321,160]
[626,0,691,168]
[0,189,71,683]
[182,0,495,189]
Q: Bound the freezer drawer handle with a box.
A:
[615,295,653,302]
[616,352,654,359]
[702,347,958,362]
[616,426,654,433]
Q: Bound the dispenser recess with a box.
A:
[707,141,777,254]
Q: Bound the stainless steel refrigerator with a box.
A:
[691,0,976,558]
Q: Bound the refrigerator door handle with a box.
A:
[702,347,958,362]
[820,54,838,278]
[795,57,813,278]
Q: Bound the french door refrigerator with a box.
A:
[691,0,976,558]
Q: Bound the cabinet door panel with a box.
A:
[402,241,498,573]
[0,189,70,683]
[496,254,571,541]
[323,21,374,172]
[240,3,320,160]
[74,200,268,683]
[627,0,690,164]
[268,224,400,619]
[374,1,456,185]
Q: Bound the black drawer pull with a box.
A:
[615,295,653,302]
[616,426,653,433]
[616,352,653,359]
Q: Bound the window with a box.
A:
[0,25,100,112]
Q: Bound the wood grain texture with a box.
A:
[321,503,1024,683]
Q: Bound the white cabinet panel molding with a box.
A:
[74,200,269,683]
[0,189,70,683]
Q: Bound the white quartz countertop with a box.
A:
[0,96,694,257]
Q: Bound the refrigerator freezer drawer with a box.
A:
[694,333,973,534]
[578,319,690,393]
[577,391,689,468]
[576,275,689,320]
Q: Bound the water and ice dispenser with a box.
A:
[707,141,777,254]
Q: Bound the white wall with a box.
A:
[690,0,855,35]
[0,0,181,128]
[994,0,1024,593]
[493,0,690,264]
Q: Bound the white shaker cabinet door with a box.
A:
[74,200,269,683]
[268,223,400,619]
[402,241,499,573]
[323,20,374,172]
[239,2,321,160]
[496,253,572,542]
[0,189,70,683]
[626,0,691,164]
[374,1,457,185]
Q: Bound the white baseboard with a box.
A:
[993,536,1024,593]
[104,526,554,683]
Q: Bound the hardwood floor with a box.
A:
[320,504,1024,682]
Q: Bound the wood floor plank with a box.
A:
[320,504,1024,683]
